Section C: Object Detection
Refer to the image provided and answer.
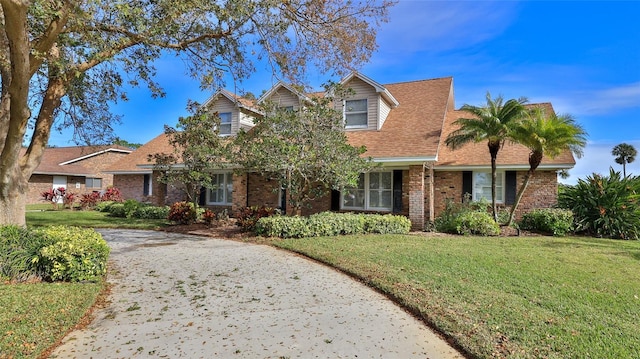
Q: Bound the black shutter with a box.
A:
[331,190,341,211]
[393,170,403,213]
[462,171,473,202]
[505,171,517,205]
[280,189,287,213]
[198,187,206,206]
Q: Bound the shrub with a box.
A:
[168,201,198,224]
[101,186,123,202]
[123,199,141,218]
[255,212,411,238]
[36,226,110,282]
[95,200,115,212]
[80,192,101,209]
[558,169,640,239]
[454,211,500,236]
[236,206,277,232]
[107,203,126,217]
[435,198,499,236]
[132,205,170,219]
[202,209,216,225]
[0,226,52,282]
[520,208,573,236]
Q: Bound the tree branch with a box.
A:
[29,0,73,76]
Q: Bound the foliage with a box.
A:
[132,205,170,220]
[236,206,278,232]
[95,201,115,212]
[36,226,110,282]
[41,187,76,209]
[202,209,216,226]
[101,187,123,202]
[123,199,141,218]
[445,93,528,221]
[612,142,637,177]
[255,212,411,238]
[505,108,587,225]
[0,226,51,281]
[276,234,640,359]
[150,104,231,205]
[167,201,198,225]
[234,86,376,214]
[106,203,126,218]
[558,169,640,239]
[434,198,499,236]
[80,192,101,209]
[519,208,573,236]
[26,209,168,230]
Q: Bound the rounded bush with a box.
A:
[520,208,573,236]
[107,203,126,217]
[132,205,170,219]
[454,211,500,236]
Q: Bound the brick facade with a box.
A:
[408,165,425,230]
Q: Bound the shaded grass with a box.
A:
[275,234,640,358]
[26,209,169,229]
[0,281,105,359]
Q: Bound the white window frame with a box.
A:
[344,99,368,128]
[206,172,233,205]
[218,112,232,135]
[85,177,102,189]
[473,171,504,204]
[143,174,152,196]
[341,172,393,211]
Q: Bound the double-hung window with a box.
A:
[344,99,368,128]
[207,172,233,205]
[342,172,392,211]
[85,177,102,189]
[218,112,232,135]
[473,171,504,203]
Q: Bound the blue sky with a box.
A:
[48,0,640,184]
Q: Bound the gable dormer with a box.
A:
[258,82,311,110]
[202,89,260,135]
[339,72,399,131]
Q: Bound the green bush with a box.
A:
[123,199,141,218]
[0,226,52,281]
[236,206,278,232]
[255,212,411,238]
[106,202,126,217]
[132,205,170,219]
[37,226,110,282]
[168,201,198,224]
[435,198,499,236]
[558,169,640,239]
[95,200,115,212]
[520,208,574,236]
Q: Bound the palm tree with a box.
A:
[506,108,587,225]
[445,92,528,221]
[612,143,637,177]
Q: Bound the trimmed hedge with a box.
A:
[0,225,109,282]
[519,208,573,236]
[255,212,411,238]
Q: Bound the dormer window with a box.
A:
[345,99,368,128]
[219,112,232,135]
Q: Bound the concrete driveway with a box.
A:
[50,229,463,358]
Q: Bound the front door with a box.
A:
[52,176,67,204]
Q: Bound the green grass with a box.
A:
[275,234,640,358]
[26,209,169,229]
[0,281,105,358]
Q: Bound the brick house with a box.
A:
[106,73,576,229]
[25,145,132,204]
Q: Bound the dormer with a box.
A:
[201,89,260,136]
[258,82,311,110]
[339,72,399,131]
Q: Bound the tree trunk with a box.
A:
[0,175,27,227]
[488,141,500,222]
[507,170,533,226]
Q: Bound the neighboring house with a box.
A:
[25,145,132,204]
[106,73,576,229]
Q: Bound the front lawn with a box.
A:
[275,234,640,358]
[0,281,105,358]
[26,208,169,229]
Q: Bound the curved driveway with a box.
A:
[51,229,463,358]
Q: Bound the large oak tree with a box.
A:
[0,0,393,225]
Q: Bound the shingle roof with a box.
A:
[104,134,172,173]
[436,103,576,168]
[347,77,452,160]
[23,145,132,176]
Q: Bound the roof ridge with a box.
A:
[383,76,453,87]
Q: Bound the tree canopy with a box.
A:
[0,0,393,225]
[612,142,637,177]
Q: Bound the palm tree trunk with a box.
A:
[507,169,534,226]
[489,142,500,222]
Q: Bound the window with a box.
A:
[207,172,233,204]
[473,171,504,203]
[143,174,152,196]
[344,99,368,128]
[218,112,232,135]
[342,172,392,211]
[85,177,102,189]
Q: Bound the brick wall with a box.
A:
[408,165,425,230]
[78,151,128,189]
[114,174,149,203]
[247,173,280,208]
[27,175,53,204]
[433,171,463,217]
